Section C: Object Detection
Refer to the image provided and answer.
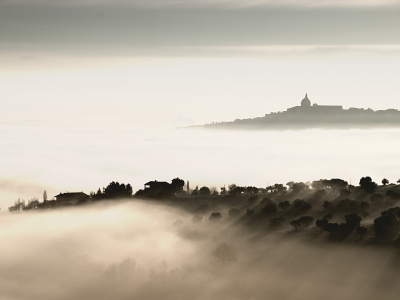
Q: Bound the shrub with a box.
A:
[209,212,222,222]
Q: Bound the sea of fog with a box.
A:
[1,120,400,208]
[0,200,399,300]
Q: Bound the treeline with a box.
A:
[177,176,400,244]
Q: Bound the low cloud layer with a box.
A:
[1,200,400,300]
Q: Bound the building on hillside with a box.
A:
[144,180,171,190]
[286,93,343,114]
[54,192,90,204]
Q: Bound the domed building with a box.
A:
[301,93,311,107]
[285,93,343,114]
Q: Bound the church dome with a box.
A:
[301,93,311,107]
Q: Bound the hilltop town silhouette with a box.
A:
[201,94,400,130]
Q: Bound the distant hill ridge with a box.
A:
[200,94,400,130]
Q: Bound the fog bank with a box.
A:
[0,200,400,299]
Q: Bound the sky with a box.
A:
[1,0,400,206]
[2,0,400,124]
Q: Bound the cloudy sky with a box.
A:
[1,0,400,125]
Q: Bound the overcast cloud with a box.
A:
[1,1,400,58]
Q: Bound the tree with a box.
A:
[286,181,295,188]
[262,203,277,216]
[228,186,246,197]
[228,208,240,217]
[228,184,237,192]
[209,212,222,222]
[298,216,314,227]
[192,215,203,224]
[323,214,333,221]
[289,219,301,230]
[324,223,340,235]
[171,178,185,193]
[329,179,348,189]
[199,186,211,195]
[316,218,329,230]
[293,199,312,213]
[344,213,362,230]
[103,181,133,199]
[382,178,389,186]
[273,184,287,193]
[290,216,314,229]
[43,190,47,202]
[323,201,334,210]
[374,215,396,235]
[278,201,290,210]
[246,186,259,194]
[291,182,309,193]
[356,226,367,238]
[359,176,377,194]
[212,243,238,264]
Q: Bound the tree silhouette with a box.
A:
[192,215,203,224]
[374,215,397,235]
[199,186,211,195]
[293,199,312,213]
[278,201,290,210]
[43,190,47,202]
[316,219,329,230]
[323,201,334,210]
[263,203,277,215]
[171,178,185,193]
[356,226,367,238]
[359,177,377,194]
[289,219,301,230]
[344,213,362,230]
[103,181,133,199]
[324,223,340,235]
[290,216,314,229]
[228,208,240,217]
[209,212,222,222]
[382,178,389,186]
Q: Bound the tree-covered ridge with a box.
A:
[8,176,400,245]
